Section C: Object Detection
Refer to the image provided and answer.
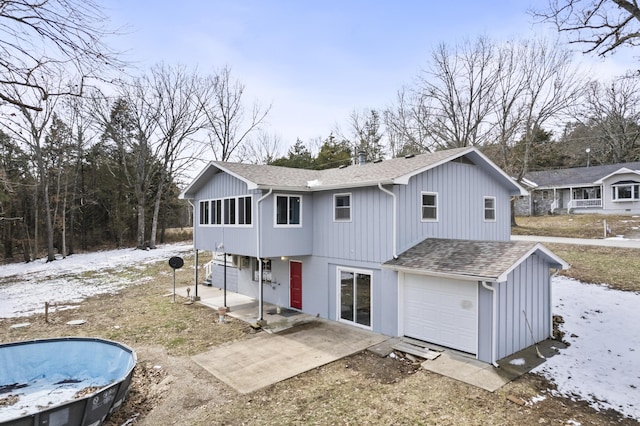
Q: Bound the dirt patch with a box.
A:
[1,257,637,425]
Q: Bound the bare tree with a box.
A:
[422,36,500,149]
[0,79,60,261]
[534,0,640,56]
[384,88,434,156]
[200,65,271,161]
[146,63,210,249]
[575,76,640,162]
[0,0,123,111]
[244,130,283,164]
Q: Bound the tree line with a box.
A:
[2,0,640,262]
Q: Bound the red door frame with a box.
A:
[290,261,302,310]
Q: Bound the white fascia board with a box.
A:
[393,147,475,185]
[496,243,570,282]
[594,167,640,184]
[214,163,260,190]
[520,177,538,188]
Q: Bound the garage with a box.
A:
[403,274,477,354]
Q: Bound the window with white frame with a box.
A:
[484,196,496,221]
[334,193,351,222]
[199,200,209,225]
[612,181,640,201]
[275,195,301,226]
[201,196,251,226]
[421,192,438,221]
[212,199,222,225]
[238,196,252,225]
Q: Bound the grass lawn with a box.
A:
[512,214,640,292]
[512,214,640,239]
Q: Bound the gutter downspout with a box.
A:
[481,281,499,368]
[256,189,273,323]
[378,183,398,259]
[549,269,560,338]
[187,200,198,298]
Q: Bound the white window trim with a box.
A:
[200,196,253,227]
[336,266,373,331]
[333,192,352,222]
[611,183,640,202]
[483,196,496,222]
[421,191,438,222]
[274,194,303,227]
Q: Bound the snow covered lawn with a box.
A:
[0,244,638,421]
[533,276,640,420]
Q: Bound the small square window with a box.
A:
[334,194,351,221]
[484,196,496,221]
[421,192,438,221]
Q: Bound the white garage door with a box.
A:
[403,274,477,354]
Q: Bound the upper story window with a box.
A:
[199,200,210,225]
[275,195,301,226]
[334,193,351,222]
[484,196,496,221]
[199,196,252,226]
[421,192,438,221]
[612,181,640,201]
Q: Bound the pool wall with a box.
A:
[0,337,137,426]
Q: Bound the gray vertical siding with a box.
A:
[495,253,551,360]
[477,282,493,363]
[260,193,314,258]
[397,161,512,252]
[312,187,393,263]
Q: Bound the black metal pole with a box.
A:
[223,252,227,308]
[194,249,199,298]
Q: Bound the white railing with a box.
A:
[204,260,213,281]
[568,199,602,209]
[550,199,558,214]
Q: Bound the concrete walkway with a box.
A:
[192,320,387,394]
[511,234,640,249]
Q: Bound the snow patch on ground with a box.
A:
[509,358,526,366]
[534,276,640,420]
[0,243,192,319]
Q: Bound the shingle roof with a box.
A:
[217,147,470,189]
[524,162,640,188]
[383,238,567,282]
[180,146,527,199]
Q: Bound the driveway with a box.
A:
[192,320,388,394]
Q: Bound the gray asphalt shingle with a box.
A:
[383,238,549,281]
[524,162,640,187]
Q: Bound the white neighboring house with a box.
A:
[515,161,640,216]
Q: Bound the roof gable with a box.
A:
[524,161,640,188]
[180,147,527,199]
[383,238,568,282]
[594,167,640,184]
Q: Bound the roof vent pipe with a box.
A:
[358,150,366,165]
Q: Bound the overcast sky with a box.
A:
[102,1,637,159]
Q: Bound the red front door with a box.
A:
[290,261,302,310]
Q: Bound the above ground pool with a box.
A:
[0,337,137,426]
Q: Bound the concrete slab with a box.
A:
[192,320,388,394]
[421,339,564,392]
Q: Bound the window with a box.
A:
[253,258,272,282]
[238,196,252,225]
[421,192,438,221]
[212,199,222,225]
[334,193,351,221]
[276,195,301,226]
[612,181,640,201]
[199,200,210,225]
[338,268,371,328]
[484,196,496,221]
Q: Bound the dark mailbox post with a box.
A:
[168,256,184,302]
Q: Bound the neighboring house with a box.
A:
[515,161,640,216]
[180,147,568,365]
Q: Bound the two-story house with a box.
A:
[180,147,568,365]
